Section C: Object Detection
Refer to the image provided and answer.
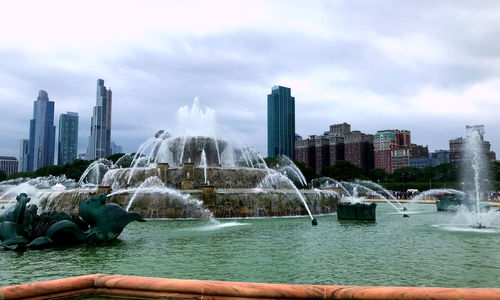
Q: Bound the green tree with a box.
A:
[491,161,500,181]
[422,166,437,182]
[321,160,365,181]
[435,163,458,182]
[35,165,64,177]
[7,171,37,180]
[63,159,93,181]
[390,167,423,183]
[263,157,279,168]
[0,170,7,182]
[367,168,388,183]
[107,153,126,164]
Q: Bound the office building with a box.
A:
[58,112,79,165]
[111,142,123,154]
[409,144,429,169]
[0,156,19,177]
[429,150,450,166]
[449,125,496,164]
[28,90,56,171]
[267,85,295,160]
[87,79,112,160]
[18,139,29,172]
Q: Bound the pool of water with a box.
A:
[1,204,500,288]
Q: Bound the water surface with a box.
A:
[1,204,499,288]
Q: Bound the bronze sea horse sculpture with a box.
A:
[0,193,145,251]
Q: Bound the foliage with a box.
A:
[7,171,37,180]
[263,157,279,168]
[320,160,366,182]
[367,168,388,183]
[491,161,500,181]
[0,170,6,182]
[107,153,126,164]
[62,159,93,181]
[7,159,92,182]
[389,167,423,183]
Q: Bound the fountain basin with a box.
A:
[337,202,376,221]
[39,188,338,219]
[3,274,500,300]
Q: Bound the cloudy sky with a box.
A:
[1,0,500,159]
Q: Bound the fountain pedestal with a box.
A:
[337,202,376,221]
[181,162,195,190]
[201,185,216,209]
[156,163,169,185]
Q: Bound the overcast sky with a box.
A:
[1,0,500,159]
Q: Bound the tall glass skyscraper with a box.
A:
[87,79,112,160]
[18,139,29,172]
[267,85,295,160]
[58,112,79,165]
[28,90,56,171]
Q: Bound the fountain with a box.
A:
[2,98,337,223]
[460,129,493,228]
[311,177,410,220]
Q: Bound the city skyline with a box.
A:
[1,1,500,158]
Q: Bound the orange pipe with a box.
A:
[3,274,500,300]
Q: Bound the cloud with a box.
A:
[0,0,499,160]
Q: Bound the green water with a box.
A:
[1,204,500,288]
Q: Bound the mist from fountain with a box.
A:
[257,171,314,220]
[201,149,207,184]
[410,189,465,202]
[120,176,216,222]
[354,180,405,209]
[276,155,307,187]
[462,130,492,228]
[311,177,407,216]
[78,158,112,186]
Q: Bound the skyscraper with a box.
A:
[58,112,79,165]
[267,85,295,160]
[28,90,56,171]
[18,139,29,172]
[87,79,112,160]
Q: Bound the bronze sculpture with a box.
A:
[0,193,145,251]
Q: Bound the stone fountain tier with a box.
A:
[155,136,229,166]
[37,188,338,219]
[102,166,270,190]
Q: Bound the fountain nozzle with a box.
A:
[403,214,409,218]
[403,207,407,211]
[312,219,318,226]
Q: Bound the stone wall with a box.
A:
[102,166,268,190]
[39,188,338,219]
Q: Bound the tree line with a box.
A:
[0,153,127,182]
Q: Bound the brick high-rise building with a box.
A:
[374,129,411,173]
[295,122,373,174]
[449,125,496,164]
[409,144,429,169]
[295,137,316,170]
[345,131,374,171]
